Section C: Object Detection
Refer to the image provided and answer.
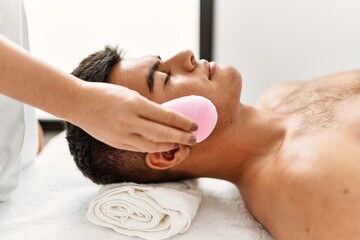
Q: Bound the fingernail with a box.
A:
[190,123,198,131]
[188,135,197,145]
[174,143,179,149]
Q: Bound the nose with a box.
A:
[168,49,195,72]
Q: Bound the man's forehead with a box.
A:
[114,57,149,76]
[122,55,159,68]
[113,55,159,79]
[108,56,156,98]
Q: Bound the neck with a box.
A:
[190,103,290,185]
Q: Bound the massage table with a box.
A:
[0,132,272,240]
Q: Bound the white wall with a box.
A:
[24,0,200,73]
[214,0,360,104]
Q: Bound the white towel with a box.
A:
[87,181,202,240]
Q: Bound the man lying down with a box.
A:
[65,47,360,240]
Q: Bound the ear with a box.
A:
[145,145,191,170]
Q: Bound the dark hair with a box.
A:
[65,46,193,184]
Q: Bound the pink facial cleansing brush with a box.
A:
[161,95,218,143]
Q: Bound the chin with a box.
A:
[222,65,242,98]
[216,64,241,82]
[210,65,242,121]
[226,65,242,81]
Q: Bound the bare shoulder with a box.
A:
[257,69,360,110]
[274,132,360,239]
[312,69,360,84]
[256,81,304,110]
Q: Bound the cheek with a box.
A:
[158,78,211,102]
[178,81,208,94]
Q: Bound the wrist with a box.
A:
[60,77,87,125]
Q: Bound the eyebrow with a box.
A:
[146,56,161,92]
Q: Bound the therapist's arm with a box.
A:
[0,35,198,152]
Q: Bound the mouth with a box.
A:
[203,60,211,80]
[209,61,216,80]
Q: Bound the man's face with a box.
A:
[109,49,242,132]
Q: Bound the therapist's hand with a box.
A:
[69,81,198,153]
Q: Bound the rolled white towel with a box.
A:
[87,181,202,240]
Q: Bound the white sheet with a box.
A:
[0,132,272,240]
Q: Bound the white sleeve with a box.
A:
[0,0,37,202]
[0,95,26,202]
